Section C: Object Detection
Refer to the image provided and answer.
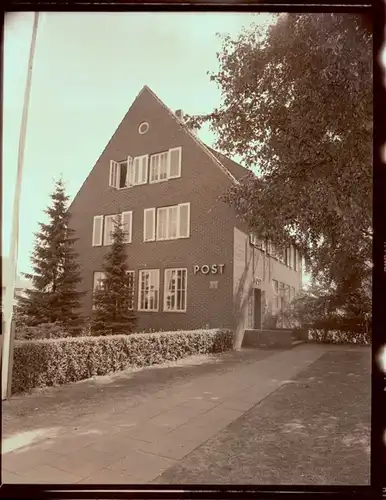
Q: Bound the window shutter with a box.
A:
[104,215,115,245]
[178,203,190,238]
[143,208,155,242]
[126,156,133,187]
[140,155,149,184]
[149,155,158,183]
[157,207,168,240]
[168,147,182,178]
[109,161,119,188]
[121,211,133,243]
[92,215,103,246]
[132,157,140,185]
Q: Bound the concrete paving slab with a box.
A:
[106,449,176,482]
[17,464,83,484]
[2,448,64,475]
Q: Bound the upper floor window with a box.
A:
[143,203,190,242]
[149,147,182,183]
[92,211,132,247]
[164,268,187,312]
[109,155,148,189]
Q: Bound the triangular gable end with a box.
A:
[69,85,239,212]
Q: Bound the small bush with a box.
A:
[12,328,234,394]
[15,322,71,340]
[308,328,371,345]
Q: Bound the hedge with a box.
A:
[308,328,371,345]
[12,328,234,394]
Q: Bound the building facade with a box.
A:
[69,86,302,346]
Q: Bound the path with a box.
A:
[2,344,369,484]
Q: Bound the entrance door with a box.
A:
[253,289,262,329]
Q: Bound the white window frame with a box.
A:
[149,151,169,184]
[138,269,160,312]
[294,248,298,271]
[143,208,156,242]
[168,147,182,179]
[132,154,149,186]
[126,270,135,310]
[110,157,133,190]
[92,215,104,247]
[155,203,190,241]
[163,268,187,313]
[149,147,182,184]
[103,214,117,246]
[92,271,106,310]
[121,211,133,244]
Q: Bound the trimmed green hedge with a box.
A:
[12,329,234,394]
[308,328,371,345]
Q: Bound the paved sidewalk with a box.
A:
[2,344,346,484]
[154,348,371,485]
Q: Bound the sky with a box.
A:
[4,12,381,282]
[3,11,275,277]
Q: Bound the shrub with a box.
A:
[12,328,234,394]
[308,328,371,345]
[15,322,71,341]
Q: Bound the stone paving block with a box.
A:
[217,399,257,412]
[136,434,209,461]
[77,467,132,484]
[2,469,22,483]
[17,464,82,484]
[186,406,243,430]
[121,422,174,443]
[106,449,176,480]
[50,433,102,456]
[177,399,218,412]
[84,434,145,457]
[46,444,125,479]
[2,449,63,475]
[148,405,204,428]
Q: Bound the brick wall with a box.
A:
[68,87,238,332]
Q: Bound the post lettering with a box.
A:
[193,265,200,275]
[201,265,210,275]
[219,264,225,274]
[211,264,218,274]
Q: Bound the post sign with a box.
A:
[193,264,225,275]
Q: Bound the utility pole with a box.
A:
[2,12,39,400]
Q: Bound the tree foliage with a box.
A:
[187,14,372,297]
[16,179,85,331]
[92,217,137,335]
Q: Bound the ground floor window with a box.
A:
[164,268,187,312]
[138,269,160,311]
[126,270,135,310]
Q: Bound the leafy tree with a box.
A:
[92,216,137,335]
[187,13,372,299]
[16,178,84,332]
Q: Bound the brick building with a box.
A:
[69,86,302,346]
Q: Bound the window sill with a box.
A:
[162,309,187,313]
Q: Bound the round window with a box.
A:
[138,122,149,134]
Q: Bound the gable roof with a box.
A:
[142,86,241,185]
[206,147,250,180]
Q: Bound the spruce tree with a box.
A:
[92,216,137,335]
[16,178,84,331]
